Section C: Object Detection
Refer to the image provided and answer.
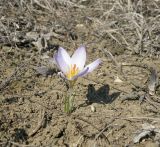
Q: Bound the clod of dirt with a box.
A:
[35,66,56,76]
[148,67,159,95]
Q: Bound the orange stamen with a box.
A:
[67,64,79,80]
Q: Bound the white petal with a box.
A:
[86,59,101,73]
[55,48,71,74]
[53,53,60,68]
[58,47,71,65]
[71,45,86,70]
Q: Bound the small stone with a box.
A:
[114,76,123,83]
[90,105,96,112]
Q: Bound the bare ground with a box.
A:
[0,0,160,147]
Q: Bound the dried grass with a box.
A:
[0,0,160,57]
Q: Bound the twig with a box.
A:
[0,54,35,91]
[74,135,84,147]
[74,116,110,144]
[94,118,115,141]
[28,108,45,137]
[99,49,149,90]
[33,0,51,11]
[120,63,150,89]
[9,141,37,147]
[121,63,150,70]
[104,116,160,122]
[0,63,26,91]
[145,94,160,109]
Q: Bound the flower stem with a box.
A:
[64,93,73,114]
[64,81,75,114]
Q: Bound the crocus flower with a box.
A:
[54,45,101,81]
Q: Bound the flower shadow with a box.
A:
[79,84,120,108]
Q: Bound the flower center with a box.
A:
[67,64,79,80]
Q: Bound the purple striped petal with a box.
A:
[85,59,101,73]
[71,45,86,70]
